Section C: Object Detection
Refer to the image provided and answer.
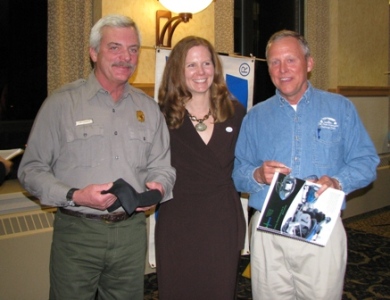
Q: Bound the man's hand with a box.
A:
[254,160,291,185]
[72,183,117,210]
[0,156,13,176]
[135,181,165,212]
[315,176,342,197]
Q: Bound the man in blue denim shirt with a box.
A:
[233,30,379,299]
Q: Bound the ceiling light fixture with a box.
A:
[156,0,214,48]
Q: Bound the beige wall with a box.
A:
[214,0,234,54]
[337,0,388,87]
[101,0,215,83]
[307,0,389,90]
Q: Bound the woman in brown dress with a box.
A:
[156,36,246,300]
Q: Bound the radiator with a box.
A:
[0,208,55,300]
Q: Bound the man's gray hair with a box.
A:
[265,30,311,60]
[89,14,141,52]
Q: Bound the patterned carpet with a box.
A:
[144,206,390,299]
[342,206,390,300]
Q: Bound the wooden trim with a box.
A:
[328,86,390,97]
[132,83,155,98]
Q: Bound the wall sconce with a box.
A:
[156,0,214,48]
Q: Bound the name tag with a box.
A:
[76,119,93,126]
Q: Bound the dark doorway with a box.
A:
[234,0,304,105]
[0,0,47,149]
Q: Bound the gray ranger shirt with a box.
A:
[18,72,175,214]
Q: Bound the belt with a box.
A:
[59,208,129,223]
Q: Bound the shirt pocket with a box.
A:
[311,127,341,168]
[66,125,104,167]
[125,127,153,167]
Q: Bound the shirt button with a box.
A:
[115,156,119,160]
[114,131,118,135]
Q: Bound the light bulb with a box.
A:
[159,0,213,14]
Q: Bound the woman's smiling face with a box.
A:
[184,45,215,96]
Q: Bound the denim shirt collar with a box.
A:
[276,81,313,107]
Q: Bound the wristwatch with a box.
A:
[66,188,79,207]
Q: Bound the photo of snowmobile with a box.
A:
[280,179,331,241]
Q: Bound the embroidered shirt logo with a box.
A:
[318,117,338,130]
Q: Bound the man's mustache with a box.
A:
[112,62,134,68]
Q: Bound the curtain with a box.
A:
[47,0,94,94]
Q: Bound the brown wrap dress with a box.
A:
[155,102,246,300]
